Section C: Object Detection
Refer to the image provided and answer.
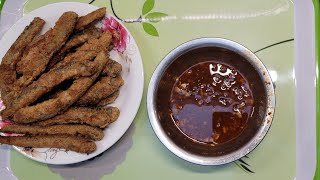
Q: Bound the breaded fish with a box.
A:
[75,7,106,31]
[13,51,108,123]
[76,76,124,106]
[101,58,122,77]
[53,31,112,69]
[0,124,104,141]
[14,12,78,92]
[47,27,102,69]
[0,17,45,97]
[46,59,122,107]
[1,61,97,119]
[97,91,120,107]
[26,33,46,50]
[0,135,96,154]
[34,106,120,128]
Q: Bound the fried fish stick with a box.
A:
[14,78,95,123]
[0,124,104,141]
[14,12,78,91]
[13,51,108,123]
[75,7,106,31]
[1,61,97,119]
[0,17,45,96]
[26,33,46,49]
[53,31,112,69]
[101,58,122,77]
[97,91,120,107]
[47,27,102,69]
[35,107,120,128]
[0,135,96,154]
[47,58,121,100]
[76,76,124,106]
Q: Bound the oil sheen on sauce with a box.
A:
[170,61,254,145]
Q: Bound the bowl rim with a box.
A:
[147,37,275,165]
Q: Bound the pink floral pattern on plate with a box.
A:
[0,120,15,136]
[0,100,23,137]
[0,120,12,129]
[0,99,5,112]
[101,16,130,53]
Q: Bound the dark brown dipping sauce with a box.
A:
[170,62,254,145]
[156,47,267,156]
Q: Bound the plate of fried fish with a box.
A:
[0,2,144,164]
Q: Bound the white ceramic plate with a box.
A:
[0,2,144,165]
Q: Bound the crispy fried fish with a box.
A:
[0,17,45,97]
[1,61,97,119]
[97,91,120,107]
[0,124,104,141]
[101,58,122,77]
[0,135,96,154]
[26,33,46,50]
[53,31,112,69]
[45,57,121,103]
[75,7,106,31]
[13,51,108,123]
[76,76,124,106]
[34,106,120,128]
[47,27,102,69]
[14,12,78,92]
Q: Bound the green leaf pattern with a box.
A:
[142,23,159,37]
[141,0,166,36]
[142,0,154,15]
[234,156,254,174]
[0,0,5,12]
